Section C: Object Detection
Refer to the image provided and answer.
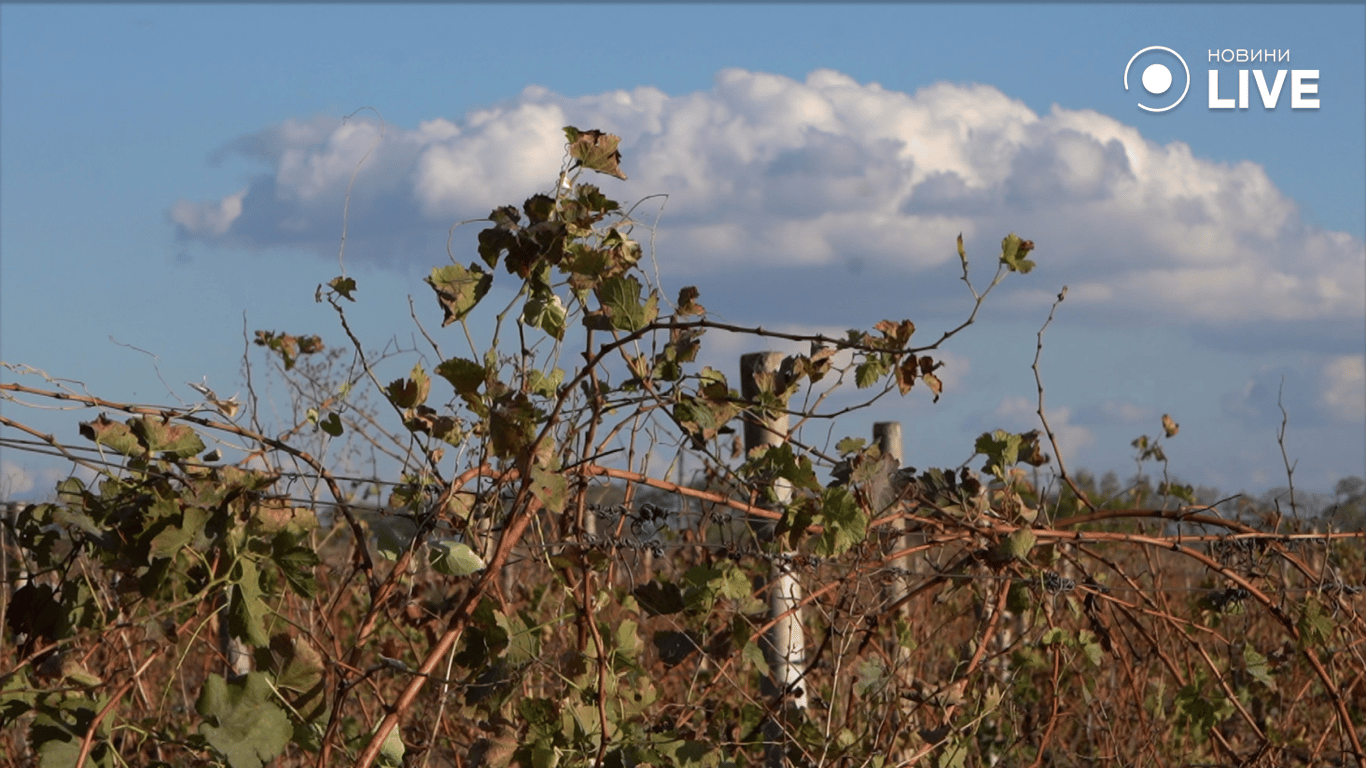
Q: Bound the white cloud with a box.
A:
[993,394,1095,464]
[414,101,570,217]
[1,460,36,498]
[0,461,102,501]
[169,188,244,235]
[1321,354,1366,422]
[171,68,1364,328]
[1093,400,1149,424]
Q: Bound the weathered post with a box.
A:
[740,352,807,768]
[873,421,910,608]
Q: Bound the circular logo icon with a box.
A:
[1124,46,1189,112]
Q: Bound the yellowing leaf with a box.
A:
[79,414,141,456]
[426,262,492,326]
[999,233,1036,274]
[1162,413,1180,438]
[564,126,628,180]
[328,275,357,300]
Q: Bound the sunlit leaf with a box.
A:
[79,415,141,456]
[328,275,357,301]
[375,721,405,767]
[999,233,1036,274]
[525,368,563,399]
[616,618,641,657]
[426,262,493,326]
[429,539,486,577]
[528,465,567,514]
[436,357,486,398]
[815,486,867,557]
[594,275,657,332]
[523,288,567,341]
[1243,646,1275,690]
[1162,413,1180,438]
[1002,529,1036,563]
[130,417,206,458]
[855,359,885,389]
[922,372,943,401]
[563,126,627,180]
[835,437,866,456]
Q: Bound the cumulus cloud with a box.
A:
[170,68,1364,330]
[0,461,100,501]
[990,395,1095,463]
[1219,356,1365,428]
[1,460,36,499]
[169,189,244,235]
[1321,354,1365,422]
[1076,399,1151,426]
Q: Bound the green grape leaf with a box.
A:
[148,506,210,560]
[523,288,567,340]
[426,262,492,326]
[78,415,141,456]
[269,532,321,598]
[328,276,357,300]
[593,275,657,332]
[195,673,291,768]
[815,486,868,557]
[429,539,486,577]
[1297,599,1334,649]
[495,610,542,666]
[999,233,1036,274]
[529,465,568,514]
[1005,529,1036,562]
[318,412,343,437]
[855,358,887,389]
[228,559,270,647]
[131,417,206,458]
[1243,646,1276,690]
[616,618,641,657]
[372,515,418,561]
[375,722,405,768]
[436,357,486,399]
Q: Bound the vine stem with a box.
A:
[75,653,158,768]
[353,470,547,768]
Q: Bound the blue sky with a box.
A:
[2,4,1363,503]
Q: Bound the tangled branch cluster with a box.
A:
[1,127,1362,768]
